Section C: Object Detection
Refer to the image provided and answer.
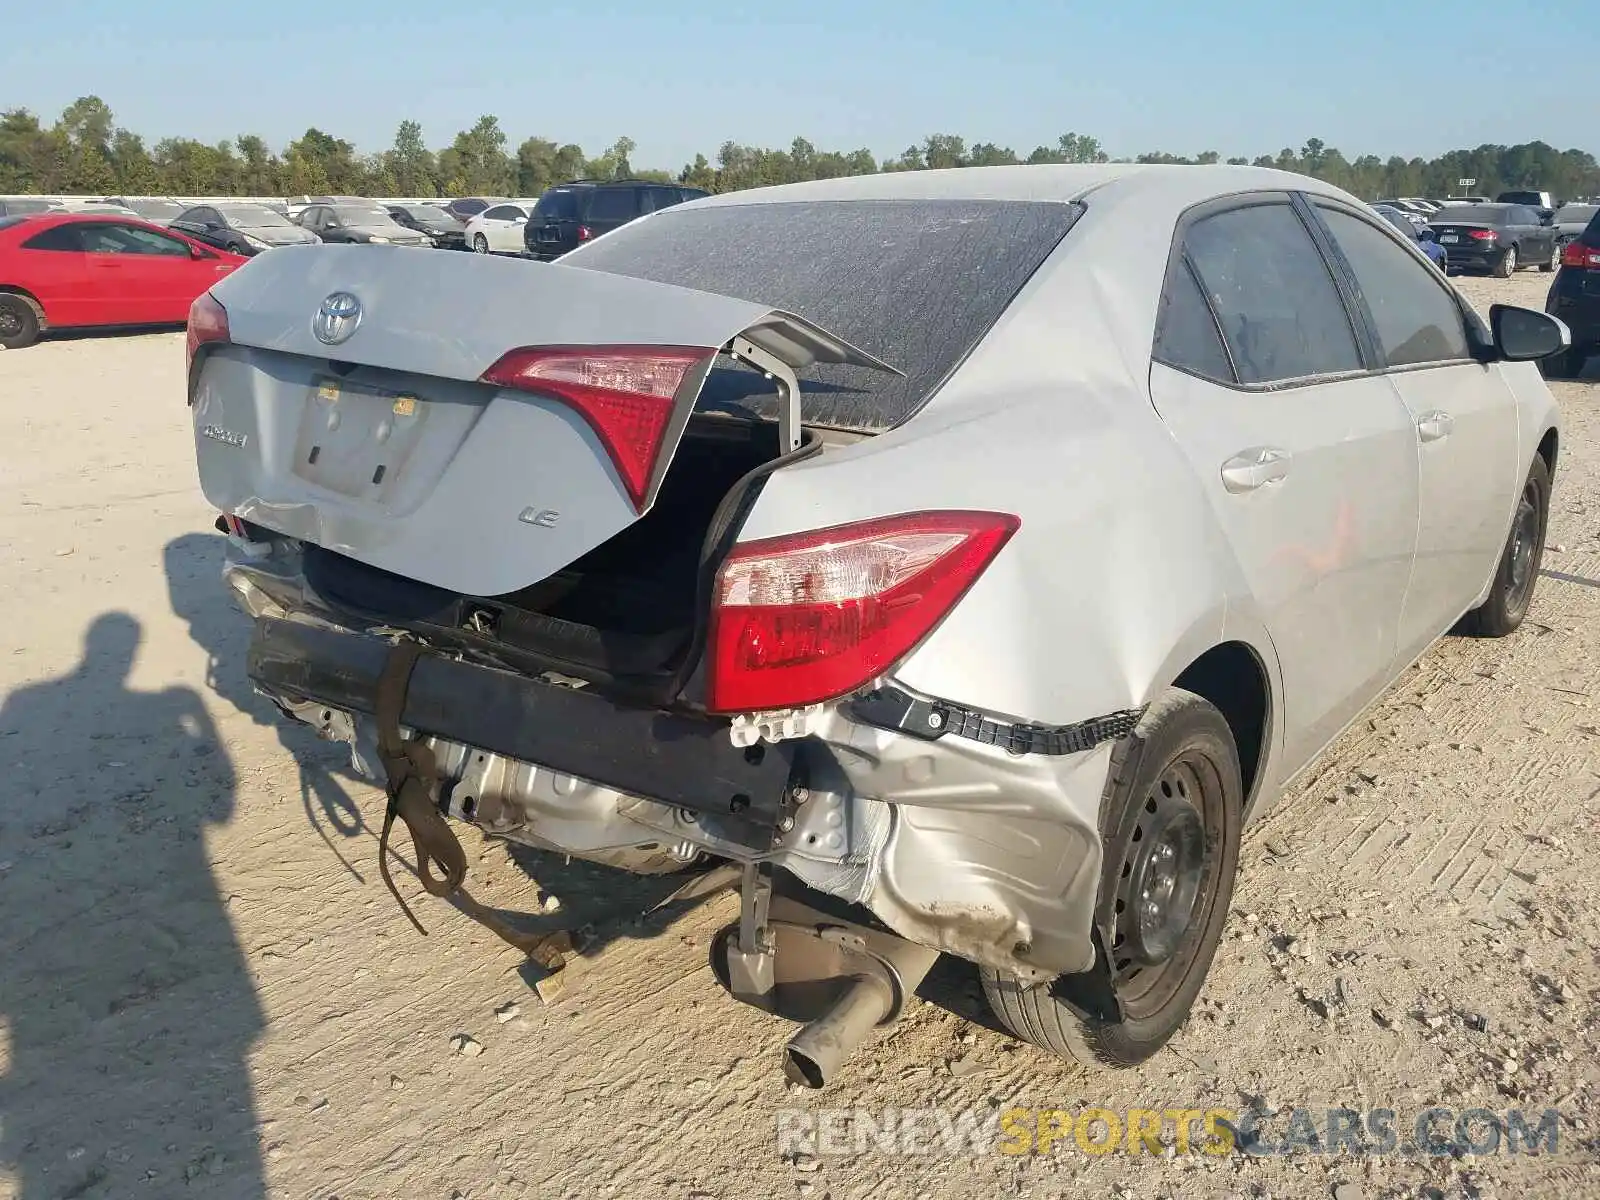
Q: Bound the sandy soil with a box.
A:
[1,273,1597,1200]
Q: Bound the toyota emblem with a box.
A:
[312,292,362,345]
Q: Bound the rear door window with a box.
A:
[1316,206,1471,368]
[568,197,1081,430]
[1154,257,1236,383]
[585,188,639,222]
[1183,203,1363,385]
[482,204,521,221]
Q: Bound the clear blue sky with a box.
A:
[3,0,1595,167]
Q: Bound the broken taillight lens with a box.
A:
[186,291,229,378]
[706,510,1020,713]
[480,345,713,510]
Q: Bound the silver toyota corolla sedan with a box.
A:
[184,164,1565,1086]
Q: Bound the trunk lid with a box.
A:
[191,245,893,597]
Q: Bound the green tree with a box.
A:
[439,115,513,196]
[386,120,437,195]
[234,134,280,194]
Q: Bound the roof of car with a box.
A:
[688,163,1346,210]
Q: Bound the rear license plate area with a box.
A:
[1439,234,1459,243]
[292,376,429,499]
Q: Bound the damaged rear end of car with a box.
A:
[188,197,1133,1085]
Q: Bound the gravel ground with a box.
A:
[0,272,1596,1200]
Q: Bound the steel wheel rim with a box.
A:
[1505,246,1517,271]
[1506,482,1540,610]
[1106,749,1225,1019]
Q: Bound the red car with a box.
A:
[0,212,249,349]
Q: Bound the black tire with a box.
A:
[1456,455,1550,638]
[1493,245,1518,278]
[472,234,489,254]
[1540,345,1586,380]
[981,688,1243,1069]
[0,292,41,350]
[1539,242,1560,273]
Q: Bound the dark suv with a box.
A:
[523,179,709,259]
[1545,206,1600,379]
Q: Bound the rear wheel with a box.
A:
[472,234,489,254]
[0,293,41,350]
[981,689,1243,1068]
[1540,241,1560,273]
[1494,245,1518,277]
[1456,455,1550,638]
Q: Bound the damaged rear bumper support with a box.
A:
[849,686,1145,756]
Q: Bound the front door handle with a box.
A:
[1416,410,1455,442]
[1220,446,1292,493]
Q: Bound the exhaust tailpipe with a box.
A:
[712,889,941,1088]
[782,971,895,1088]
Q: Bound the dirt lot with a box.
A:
[1,272,1597,1200]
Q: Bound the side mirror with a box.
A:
[513,215,528,224]
[1490,304,1570,362]
[189,243,213,260]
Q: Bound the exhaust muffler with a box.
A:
[712,890,939,1088]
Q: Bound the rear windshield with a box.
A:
[566,198,1082,431]
[535,189,582,221]
[1554,204,1596,224]
[1436,206,1508,224]
[1495,192,1544,206]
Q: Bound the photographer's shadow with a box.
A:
[0,614,265,1198]
[163,532,370,880]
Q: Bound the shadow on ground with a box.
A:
[163,532,370,882]
[0,614,265,1198]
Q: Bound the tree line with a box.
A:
[3,96,1597,203]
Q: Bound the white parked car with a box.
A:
[186,164,1566,1086]
[464,203,531,254]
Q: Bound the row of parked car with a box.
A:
[2,175,1596,376]
[1368,191,1599,281]
[0,178,710,262]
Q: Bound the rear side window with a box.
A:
[640,187,684,214]
[1184,203,1362,385]
[568,198,1082,430]
[481,205,522,221]
[1317,207,1470,368]
[1154,257,1235,383]
[21,224,84,251]
[585,188,638,222]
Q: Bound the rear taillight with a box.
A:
[480,345,713,510]
[577,225,593,241]
[1561,241,1600,269]
[186,291,229,376]
[1469,229,1497,241]
[706,511,1020,713]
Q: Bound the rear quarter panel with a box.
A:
[739,224,1281,737]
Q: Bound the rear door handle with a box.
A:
[1220,446,1292,493]
[1416,410,1454,442]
